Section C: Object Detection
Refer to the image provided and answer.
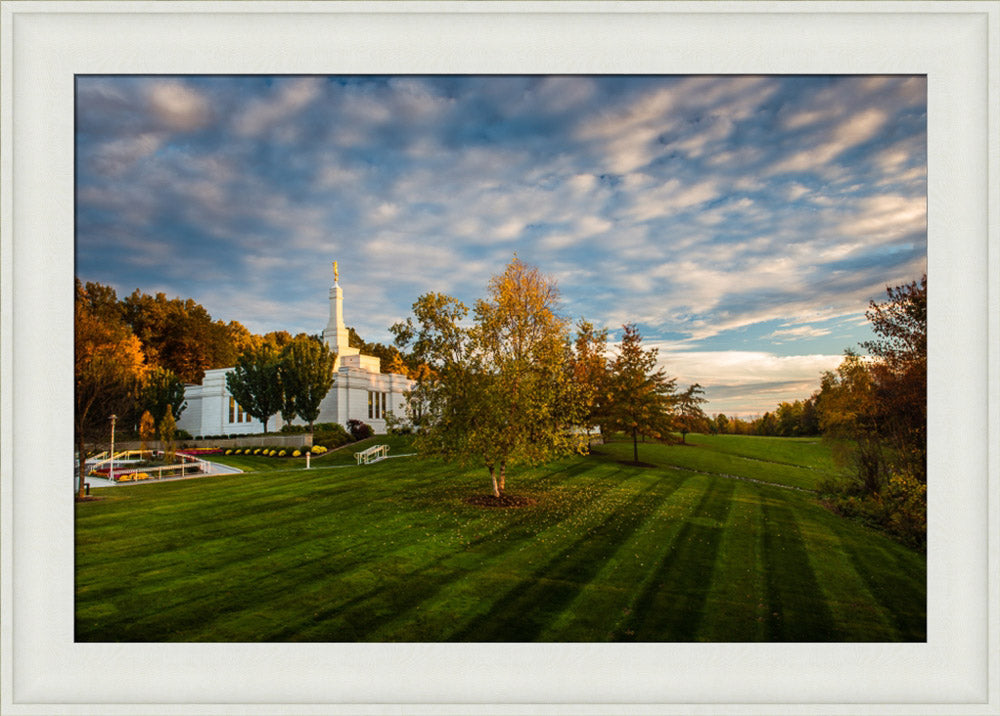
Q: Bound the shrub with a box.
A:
[310,445,327,455]
[821,470,926,548]
[269,450,278,457]
[347,419,374,441]
[176,429,193,441]
[313,422,352,450]
[253,448,262,455]
[225,449,233,455]
[279,450,287,457]
[292,450,301,458]
[279,424,308,434]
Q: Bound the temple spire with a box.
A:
[323,260,358,366]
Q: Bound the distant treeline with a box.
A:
[710,397,820,437]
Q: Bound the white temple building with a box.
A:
[177,265,414,437]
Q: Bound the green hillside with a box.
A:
[76,435,925,642]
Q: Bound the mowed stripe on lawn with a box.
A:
[76,439,925,642]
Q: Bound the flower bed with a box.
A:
[224,444,327,457]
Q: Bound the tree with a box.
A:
[468,257,586,495]
[570,319,610,447]
[775,400,803,437]
[225,344,283,434]
[676,383,708,444]
[605,324,677,464]
[817,275,928,493]
[159,411,177,463]
[142,366,187,425]
[75,282,147,498]
[121,290,213,383]
[816,351,885,494]
[861,274,927,481]
[713,413,730,435]
[139,410,156,452]
[391,292,471,443]
[280,335,337,432]
[394,258,586,498]
[799,396,820,436]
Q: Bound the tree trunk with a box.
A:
[632,426,638,464]
[498,461,506,495]
[489,465,500,497]
[77,434,88,499]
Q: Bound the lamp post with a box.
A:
[109,414,117,482]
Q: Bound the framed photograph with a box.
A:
[2,2,997,714]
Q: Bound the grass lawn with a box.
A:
[76,434,925,642]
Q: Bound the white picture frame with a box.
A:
[1,2,997,714]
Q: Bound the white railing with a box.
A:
[97,451,209,483]
[89,450,153,473]
[354,444,389,465]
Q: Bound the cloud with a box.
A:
[88,132,165,176]
[145,81,212,131]
[767,325,833,340]
[838,194,926,240]
[75,75,927,411]
[233,77,323,137]
[653,349,843,415]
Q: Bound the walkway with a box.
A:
[78,460,243,490]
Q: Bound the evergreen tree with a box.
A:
[606,323,677,464]
[570,319,610,447]
[676,383,708,443]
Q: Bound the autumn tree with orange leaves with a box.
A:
[75,282,148,498]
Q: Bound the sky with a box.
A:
[75,75,927,417]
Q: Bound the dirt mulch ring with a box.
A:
[617,460,658,468]
[464,494,538,508]
[75,495,106,502]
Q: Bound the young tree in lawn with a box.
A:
[570,319,610,448]
[606,323,677,465]
[391,292,472,446]
[280,335,337,432]
[469,257,586,496]
[75,282,147,498]
[676,383,708,444]
[225,344,283,434]
[394,259,586,498]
